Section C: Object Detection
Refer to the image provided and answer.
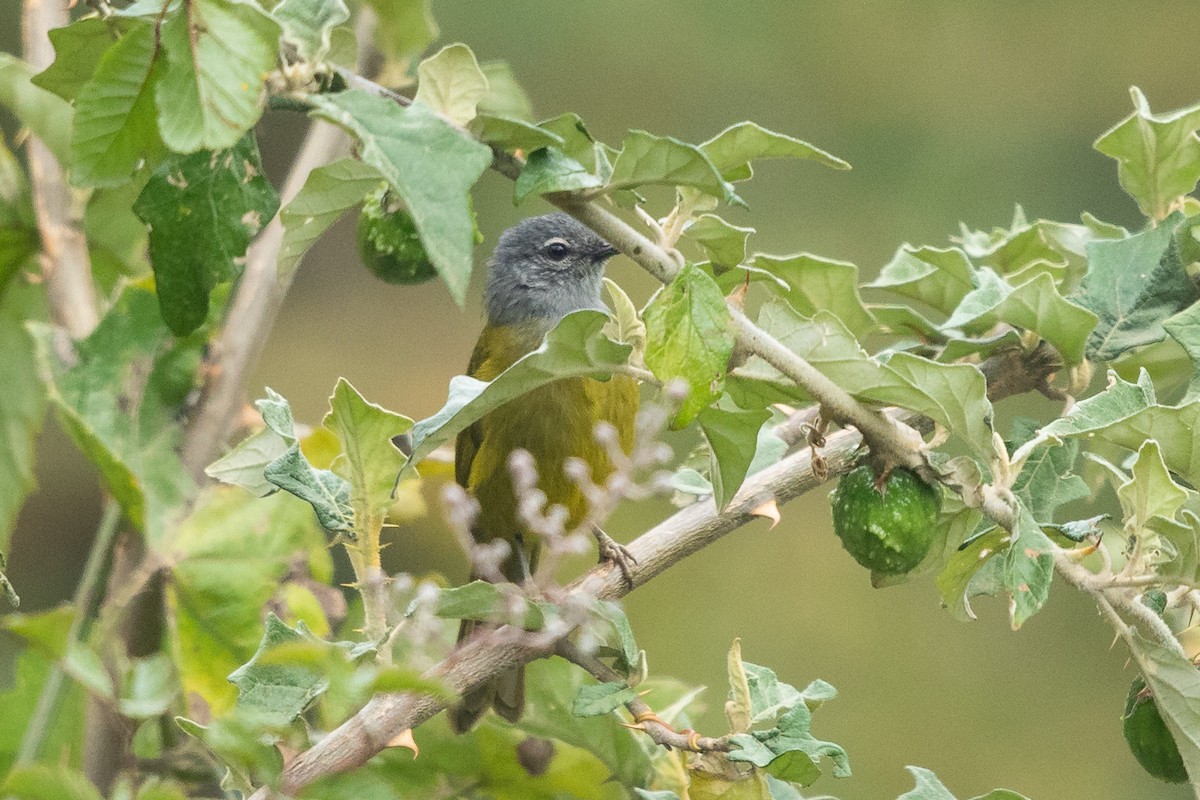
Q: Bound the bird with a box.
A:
[448,212,639,732]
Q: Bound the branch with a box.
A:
[22,0,98,339]
[254,407,891,797]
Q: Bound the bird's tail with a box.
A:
[448,616,526,733]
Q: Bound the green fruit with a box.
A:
[1124,676,1188,783]
[830,465,940,575]
[356,186,438,285]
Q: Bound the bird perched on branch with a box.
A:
[449,212,638,732]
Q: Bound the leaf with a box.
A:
[156,0,279,152]
[700,121,850,182]
[229,614,330,724]
[643,263,735,426]
[134,133,280,335]
[425,580,545,629]
[1164,299,1200,402]
[572,681,637,717]
[731,300,995,459]
[167,487,325,713]
[1008,418,1088,522]
[310,90,492,305]
[1126,630,1200,789]
[725,638,753,733]
[1002,501,1055,629]
[1,764,103,800]
[867,245,976,317]
[752,252,876,338]
[602,276,646,362]
[322,378,412,536]
[272,0,349,62]
[30,284,198,540]
[70,21,165,188]
[415,43,489,127]
[727,703,851,785]
[942,270,1097,363]
[1118,440,1188,531]
[1095,87,1200,220]
[687,214,753,269]
[264,445,354,532]
[406,310,632,469]
[278,156,381,277]
[697,403,772,509]
[361,0,438,66]
[471,114,563,153]
[895,766,1032,800]
[1040,369,1156,440]
[30,17,117,102]
[514,146,602,204]
[0,54,74,163]
[0,280,46,554]
[0,621,86,774]
[1074,212,1199,361]
[608,130,741,205]
[478,61,533,121]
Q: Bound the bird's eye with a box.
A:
[544,239,571,261]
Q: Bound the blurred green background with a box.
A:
[4,2,1198,798]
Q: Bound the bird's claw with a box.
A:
[594,529,637,586]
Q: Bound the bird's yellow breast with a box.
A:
[455,322,637,579]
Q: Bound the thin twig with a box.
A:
[22,0,98,339]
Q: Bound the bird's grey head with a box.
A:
[483,212,619,326]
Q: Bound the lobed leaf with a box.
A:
[700,121,850,182]
[867,245,976,318]
[272,0,349,62]
[415,43,489,127]
[0,280,46,555]
[752,252,876,338]
[310,90,492,305]
[0,54,74,163]
[514,146,602,204]
[278,156,382,277]
[608,130,741,206]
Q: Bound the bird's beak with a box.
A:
[594,244,619,262]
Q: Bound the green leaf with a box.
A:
[310,90,492,305]
[1041,369,1156,441]
[536,112,600,169]
[1095,87,1200,220]
[406,310,632,469]
[70,21,164,188]
[1008,418,1088,522]
[134,133,279,335]
[1074,212,1199,361]
[30,17,118,101]
[731,300,995,459]
[1118,440,1188,532]
[471,114,563,153]
[264,445,354,532]
[515,657,654,787]
[514,146,602,204]
[943,270,1097,363]
[572,681,637,717]
[867,245,976,317]
[696,403,772,509]
[229,614,329,724]
[1164,300,1200,402]
[1,764,103,800]
[643,263,735,426]
[322,378,411,535]
[205,424,290,497]
[30,284,197,539]
[608,130,741,205]
[593,600,641,673]
[0,53,74,163]
[687,214,753,269]
[167,487,325,713]
[727,703,851,786]
[478,61,533,121]
[415,43,489,127]
[1125,631,1200,790]
[426,580,546,629]
[156,0,280,152]
[1002,501,1055,629]
[0,280,46,554]
[896,766,1032,800]
[272,0,349,62]
[753,252,876,338]
[278,156,381,277]
[361,0,438,65]
[700,121,850,182]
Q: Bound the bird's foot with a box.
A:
[593,527,637,586]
